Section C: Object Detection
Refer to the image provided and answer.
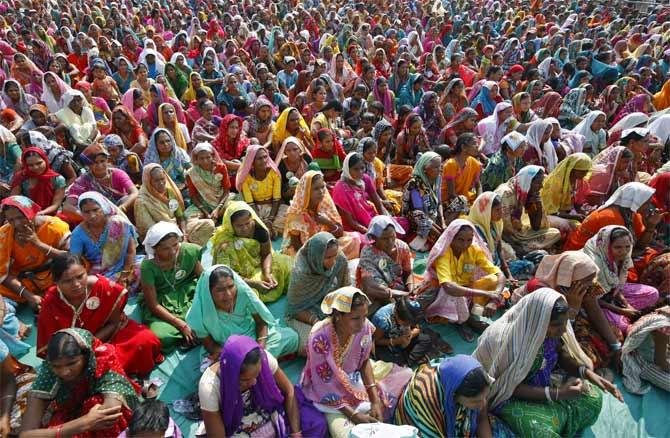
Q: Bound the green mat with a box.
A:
[13,242,670,437]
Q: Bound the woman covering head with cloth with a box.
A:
[494,165,562,255]
[22,329,140,437]
[134,164,186,240]
[212,114,250,174]
[0,196,70,309]
[37,254,163,377]
[140,221,203,354]
[473,289,620,437]
[421,219,506,342]
[275,135,313,203]
[480,130,526,192]
[186,265,298,360]
[300,287,413,438]
[9,147,66,216]
[69,191,138,286]
[281,170,362,259]
[198,334,326,437]
[396,355,515,438]
[571,110,607,156]
[108,104,148,155]
[103,134,143,184]
[211,201,292,303]
[286,232,351,353]
[579,146,635,207]
[55,89,99,148]
[441,132,482,205]
[357,216,414,314]
[272,107,316,156]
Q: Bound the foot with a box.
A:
[467,319,490,334]
[456,324,476,342]
[18,322,31,340]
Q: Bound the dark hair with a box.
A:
[621,131,646,144]
[550,297,570,322]
[128,400,170,436]
[455,367,489,397]
[435,144,452,160]
[322,100,343,113]
[347,152,364,168]
[230,208,252,224]
[317,129,334,143]
[620,148,634,160]
[485,66,502,78]
[241,347,262,372]
[351,292,369,309]
[209,265,235,289]
[361,112,376,123]
[51,253,85,282]
[232,96,248,111]
[23,150,44,162]
[157,232,179,246]
[368,101,384,114]
[453,132,477,155]
[47,331,86,362]
[491,195,502,208]
[610,228,631,243]
[394,297,421,324]
[398,105,413,118]
[359,137,376,153]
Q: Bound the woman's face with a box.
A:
[195,150,214,171]
[150,168,167,194]
[455,386,489,410]
[156,132,173,156]
[211,275,237,312]
[153,235,180,262]
[546,308,569,338]
[409,118,422,135]
[227,120,240,139]
[490,201,504,222]
[322,243,339,270]
[335,302,369,335]
[336,55,344,69]
[450,227,474,253]
[424,157,441,182]
[93,67,106,80]
[463,116,477,130]
[591,115,606,132]
[362,144,378,163]
[374,226,397,254]
[57,262,89,302]
[616,156,632,172]
[309,175,326,208]
[191,75,202,88]
[161,105,176,124]
[379,129,392,145]
[30,110,47,126]
[253,147,269,170]
[239,359,262,392]
[112,110,128,127]
[90,154,109,178]
[45,74,58,91]
[137,67,148,80]
[150,89,161,105]
[227,76,239,92]
[69,95,84,113]
[231,211,255,238]
[499,107,514,123]
[26,154,47,175]
[315,87,327,103]
[257,105,272,121]
[348,158,365,181]
[610,235,632,263]
[518,96,531,112]
[541,125,552,144]
[50,354,87,383]
[284,142,302,163]
[6,83,20,102]
[80,200,106,228]
[166,65,176,79]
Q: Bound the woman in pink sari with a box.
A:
[300,287,412,438]
[332,152,385,233]
[578,146,635,206]
[145,83,186,133]
[121,88,148,125]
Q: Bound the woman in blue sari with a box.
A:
[145,128,191,189]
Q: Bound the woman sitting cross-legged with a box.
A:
[211,201,292,303]
[37,254,163,377]
[198,335,326,437]
[140,222,203,354]
[21,328,140,437]
[300,287,413,438]
[286,232,351,354]
[186,265,298,360]
[395,355,515,438]
[473,288,623,438]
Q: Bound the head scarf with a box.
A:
[121,88,147,123]
[649,173,670,211]
[274,136,311,169]
[366,216,405,239]
[478,102,513,155]
[541,153,592,215]
[468,192,503,254]
[213,114,249,161]
[320,286,371,315]
[142,221,183,259]
[272,107,312,148]
[287,232,348,317]
[599,182,655,212]
[582,225,634,292]
[341,152,364,188]
[235,145,281,192]
[647,114,670,145]
[2,79,36,117]
[510,165,544,205]
[470,81,498,116]
[145,128,190,176]
[165,62,189,99]
[412,151,442,203]
[473,288,592,409]
[40,72,71,113]
[0,195,41,220]
[535,252,599,289]
[157,103,188,150]
[526,119,558,171]
[11,147,61,210]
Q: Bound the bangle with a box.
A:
[257,335,268,341]
[289,432,302,437]
[18,287,26,298]
[579,365,587,379]
[555,386,560,401]
[388,289,393,299]
[45,246,53,256]
[610,342,622,351]
[365,383,377,389]
[544,386,553,402]
[56,425,63,438]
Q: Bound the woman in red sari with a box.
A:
[37,254,163,377]
[212,114,250,174]
[108,106,148,155]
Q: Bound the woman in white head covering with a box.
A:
[525,119,558,171]
[55,89,99,146]
[140,220,204,354]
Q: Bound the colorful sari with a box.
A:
[211,202,292,303]
[29,328,139,437]
[540,153,592,216]
[144,128,191,186]
[401,152,442,239]
[10,147,64,211]
[37,275,163,376]
[0,196,71,302]
[281,170,361,259]
[134,164,185,239]
[186,265,298,359]
[581,146,634,205]
[70,191,136,281]
[212,114,250,162]
[332,154,379,230]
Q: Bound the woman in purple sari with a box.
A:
[199,335,326,437]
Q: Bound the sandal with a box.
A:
[467,319,490,334]
[456,324,476,343]
[142,380,159,400]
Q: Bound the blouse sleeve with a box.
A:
[198,367,221,412]
[271,171,282,201]
[242,177,254,203]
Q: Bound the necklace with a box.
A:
[157,254,180,294]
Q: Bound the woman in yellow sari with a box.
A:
[653,79,670,111]
[134,163,186,240]
[271,107,315,158]
[540,153,592,235]
[211,201,292,303]
[0,196,70,311]
[281,170,362,259]
[157,102,190,150]
[181,72,214,103]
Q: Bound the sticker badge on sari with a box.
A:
[175,269,186,280]
[361,334,371,349]
[168,198,179,212]
[85,296,101,310]
[378,258,387,270]
[251,183,258,191]
[463,263,475,273]
[234,239,244,250]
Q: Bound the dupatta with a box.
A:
[11,147,60,210]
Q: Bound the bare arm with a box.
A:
[274,368,301,434]
[253,313,269,349]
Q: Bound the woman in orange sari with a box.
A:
[0,196,70,310]
[281,170,362,259]
[37,254,163,377]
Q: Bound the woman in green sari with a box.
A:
[186,265,298,360]
[165,63,188,104]
[211,201,292,303]
[140,221,203,354]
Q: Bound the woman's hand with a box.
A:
[565,279,590,310]
[483,301,498,317]
[83,404,123,431]
[14,224,40,246]
[586,369,624,402]
[558,379,585,400]
[25,293,42,313]
[0,414,10,438]
[262,272,278,290]
[351,412,380,425]
[369,400,384,422]
[177,321,199,345]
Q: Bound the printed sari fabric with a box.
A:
[37,276,163,376]
[29,328,139,437]
[356,240,413,292]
